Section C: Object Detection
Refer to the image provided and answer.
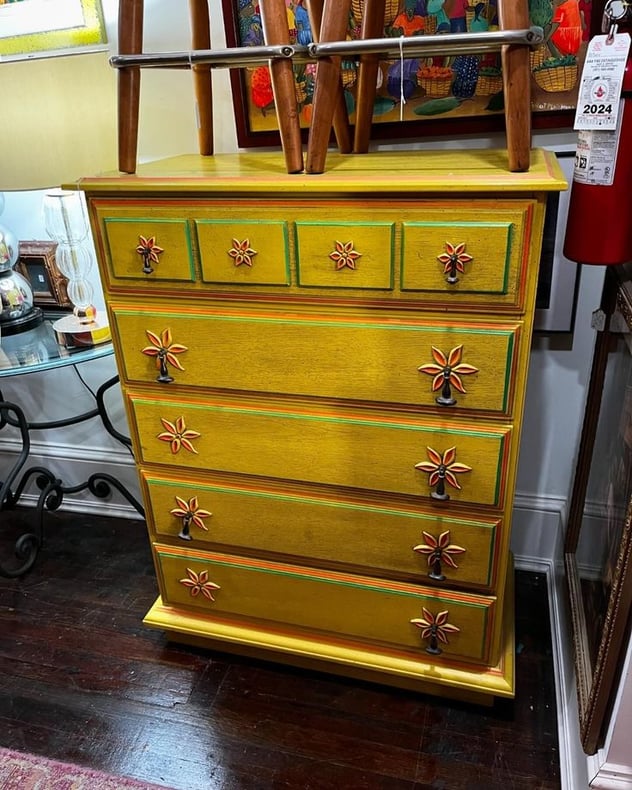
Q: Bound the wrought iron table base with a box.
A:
[0,375,145,578]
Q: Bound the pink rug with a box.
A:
[0,746,173,789]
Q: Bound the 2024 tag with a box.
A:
[574,32,631,131]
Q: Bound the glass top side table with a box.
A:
[0,315,144,578]
[0,314,113,377]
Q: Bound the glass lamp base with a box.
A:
[52,313,111,349]
[0,306,44,336]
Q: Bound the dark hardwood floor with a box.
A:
[0,509,560,789]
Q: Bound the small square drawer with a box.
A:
[196,219,291,286]
[97,211,196,285]
[400,203,532,310]
[154,545,497,664]
[127,394,511,508]
[296,220,394,289]
[142,472,502,590]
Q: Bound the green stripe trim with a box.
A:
[115,307,515,335]
[137,398,505,440]
[161,549,489,606]
[146,477,497,528]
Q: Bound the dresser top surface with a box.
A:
[74,149,567,195]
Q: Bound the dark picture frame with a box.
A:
[534,150,581,333]
[222,0,604,149]
[16,241,71,310]
[565,267,632,755]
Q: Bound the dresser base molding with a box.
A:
[143,565,515,704]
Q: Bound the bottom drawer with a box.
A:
[154,544,497,665]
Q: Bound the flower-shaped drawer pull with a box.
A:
[413,530,466,582]
[171,495,212,541]
[136,235,164,275]
[179,568,220,601]
[157,416,200,454]
[329,240,362,270]
[228,238,258,267]
[411,608,460,655]
[418,345,478,407]
[141,328,188,384]
[415,446,471,501]
[438,242,472,285]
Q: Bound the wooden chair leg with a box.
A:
[353,0,386,154]
[260,0,304,173]
[306,0,352,174]
[499,0,531,172]
[307,0,352,156]
[118,0,144,174]
[189,0,213,156]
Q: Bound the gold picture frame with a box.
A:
[16,241,71,309]
[0,0,107,61]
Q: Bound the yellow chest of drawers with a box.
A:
[79,149,565,703]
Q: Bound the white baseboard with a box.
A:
[0,437,143,519]
[513,492,589,790]
[588,757,632,789]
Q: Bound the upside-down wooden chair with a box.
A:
[305,0,533,173]
[117,0,214,175]
[117,0,308,175]
[116,0,532,176]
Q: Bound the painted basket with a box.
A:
[341,61,358,89]
[533,64,578,93]
[475,74,503,95]
[425,15,438,34]
[418,76,453,97]
[530,44,550,71]
[351,0,400,27]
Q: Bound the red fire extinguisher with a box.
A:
[564,0,632,266]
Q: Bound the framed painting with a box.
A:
[0,0,107,61]
[222,0,604,148]
[565,267,632,755]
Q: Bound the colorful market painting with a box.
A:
[231,0,593,134]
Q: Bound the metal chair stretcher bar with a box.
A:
[109,27,543,70]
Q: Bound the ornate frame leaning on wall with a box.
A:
[0,0,107,61]
[16,241,71,309]
[222,0,604,149]
[565,266,632,755]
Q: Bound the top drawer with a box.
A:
[90,198,536,312]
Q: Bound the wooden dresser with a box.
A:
[78,149,565,703]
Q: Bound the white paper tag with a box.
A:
[573,103,625,186]
[574,32,631,130]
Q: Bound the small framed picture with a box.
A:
[16,241,71,309]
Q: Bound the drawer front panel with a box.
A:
[112,306,520,415]
[92,198,534,309]
[142,473,502,588]
[402,220,512,296]
[128,395,511,506]
[101,216,195,283]
[196,219,291,286]
[295,221,394,289]
[154,545,496,663]
[400,206,530,309]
